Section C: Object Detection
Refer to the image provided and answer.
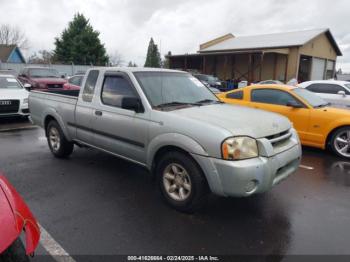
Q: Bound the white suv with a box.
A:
[298,80,350,108]
[0,75,30,118]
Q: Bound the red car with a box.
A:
[63,74,84,90]
[0,174,40,261]
[18,67,67,91]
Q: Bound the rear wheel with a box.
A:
[46,120,74,158]
[0,238,29,262]
[156,151,209,213]
[330,126,350,159]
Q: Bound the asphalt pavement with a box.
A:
[1,119,350,260]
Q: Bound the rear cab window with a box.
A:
[82,70,99,102]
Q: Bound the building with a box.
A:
[167,29,342,84]
[0,45,26,63]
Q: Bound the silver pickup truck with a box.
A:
[29,67,302,212]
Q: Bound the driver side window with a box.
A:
[251,89,301,106]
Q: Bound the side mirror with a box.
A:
[338,91,346,97]
[286,100,303,108]
[23,83,32,90]
[121,97,144,113]
[61,75,66,79]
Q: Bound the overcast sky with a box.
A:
[1,0,350,71]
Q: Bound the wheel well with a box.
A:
[44,115,56,135]
[152,146,189,171]
[326,125,350,147]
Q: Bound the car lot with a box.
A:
[1,119,350,260]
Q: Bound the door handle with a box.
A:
[95,110,103,116]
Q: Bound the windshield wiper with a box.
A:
[314,103,331,108]
[156,101,202,108]
[195,99,223,104]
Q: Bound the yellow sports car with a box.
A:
[218,84,350,159]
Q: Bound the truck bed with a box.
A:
[29,90,78,132]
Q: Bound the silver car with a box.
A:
[29,68,302,212]
[299,80,350,108]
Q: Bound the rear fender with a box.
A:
[0,174,40,255]
[43,108,72,140]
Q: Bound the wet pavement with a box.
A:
[0,119,350,259]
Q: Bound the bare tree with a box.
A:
[0,24,29,49]
[109,51,125,66]
[27,50,53,64]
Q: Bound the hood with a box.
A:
[0,88,29,100]
[31,77,66,84]
[170,103,291,138]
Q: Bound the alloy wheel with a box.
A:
[163,163,192,201]
[334,130,350,158]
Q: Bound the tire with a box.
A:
[46,120,74,158]
[329,126,350,159]
[156,151,209,213]
[0,238,29,262]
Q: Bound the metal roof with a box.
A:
[199,29,342,56]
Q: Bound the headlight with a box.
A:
[23,98,29,104]
[222,137,258,160]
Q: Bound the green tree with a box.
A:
[144,38,161,68]
[53,13,109,65]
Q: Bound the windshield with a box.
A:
[29,68,60,78]
[0,77,22,89]
[345,84,350,89]
[293,88,328,108]
[134,72,219,109]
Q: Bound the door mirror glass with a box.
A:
[121,97,143,113]
[286,100,303,108]
[338,90,346,97]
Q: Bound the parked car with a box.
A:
[63,74,84,90]
[18,67,67,91]
[298,80,350,108]
[193,74,223,90]
[0,173,40,261]
[0,75,30,118]
[29,68,301,212]
[218,84,350,159]
[258,80,284,85]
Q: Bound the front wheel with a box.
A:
[330,126,350,159]
[156,151,209,213]
[46,120,74,158]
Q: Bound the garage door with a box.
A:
[310,58,326,80]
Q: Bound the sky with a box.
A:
[1,0,350,71]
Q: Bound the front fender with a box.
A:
[0,174,40,255]
[146,133,208,169]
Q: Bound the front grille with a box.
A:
[0,100,19,114]
[266,129,292,147]
[47,84,63,89]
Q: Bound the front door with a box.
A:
[92,72,149,164]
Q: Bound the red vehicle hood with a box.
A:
[31,77,67,84]
[0,174,40,255]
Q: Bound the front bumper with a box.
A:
[0,102,29,117]
[192,143,301,197]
